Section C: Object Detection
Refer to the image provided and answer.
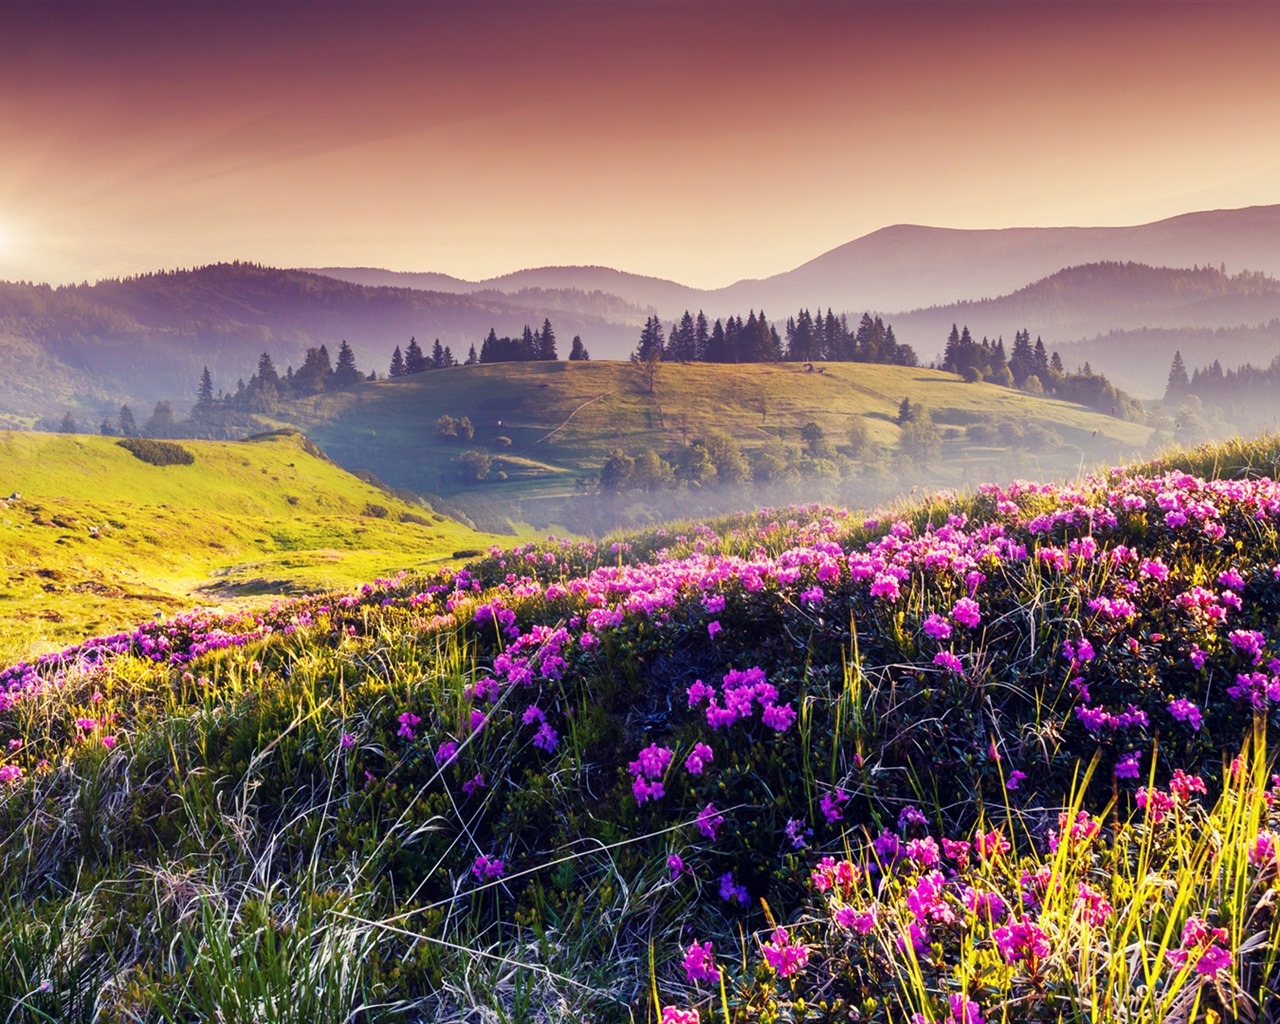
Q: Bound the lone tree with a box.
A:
[897,397,914,425]
[194,366,215,417]
[568,335,590,361]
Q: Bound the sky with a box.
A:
[2,0,1279,289]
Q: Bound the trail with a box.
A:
[528,391,614,448]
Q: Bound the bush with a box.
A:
[116,439,195,466]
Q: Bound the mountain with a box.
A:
[0,264,639,418]
[888,262,1280,370]
[309,205,1280,325]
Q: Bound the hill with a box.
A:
[0,429,503,662]
[0,264,639,416]
[890,262,1280,374]
[0,435,1277,1020]
[273,360,1152,524]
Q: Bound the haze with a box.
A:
[3,0,1279,288]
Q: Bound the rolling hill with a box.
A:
[0,428,504,662]
[270,360,1152,526]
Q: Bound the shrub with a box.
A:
[116,439,195,466]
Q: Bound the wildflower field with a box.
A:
[2,436,1280,1022]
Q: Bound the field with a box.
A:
[0,429,507,663]
[0,434,1277,1021]
[278,361,1153,509]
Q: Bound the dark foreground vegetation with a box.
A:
[1,436,1279,1021]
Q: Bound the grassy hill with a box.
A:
[0,435,1278,1020]
[279,359,1152,515]
[0,429,504,662]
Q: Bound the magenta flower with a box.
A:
[870,574,901,602]
[992,918,1050,965]
[471,853,505,881]
[1113,751,1142,779]
[1006,770,1027,791]
[660,1008,699,1024]
[707,620,722,640]
[632,776,665,804]
[434,740,458,766]
[340,732,356,749]
[820,788,848,824]
[684,742,714,775]
[945,994,986,1024]
[760,927,808,977]
[934,650,963,674]
[667,853,686,879]
[462,773,486,796]
[761,702,797,731]
[697,803,725,840]
[951,597,982,628]
[629,743,674,780]
[922,613,952,641]
[1167,697,1202,731]
[682,940,721,984]
[397,711,421,740]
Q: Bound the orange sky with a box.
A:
[2,1,1279,288]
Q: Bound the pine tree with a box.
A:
[1165,350,1190,400]
[389,345,406,377]
[195,366,215,415]
[466,343,478,365]
[569,336,589,360]
[333,340,361,388]
[694,311,710,362]
[635,316,665,361]
[255,352,280,390]
[539,318,558,360]
[432,339,446,369]
[521,325,536,361]
[118,404,138,437]
[897,397,913,425]
[58,411,78,433]
[404,337,428,374]
[442,345,456,367]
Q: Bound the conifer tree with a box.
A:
[333,340,361,388]
[1165,350,1190,400]
[431,339,446,369]
[389,345,406,377]
[569,336,589,360]
[118,404,138,437]
[195,366,215,416]
[442,345,456,367]
[144,400,176,437]
[404,337,427,374]
[466,343,478,365]
[539,318,558,360]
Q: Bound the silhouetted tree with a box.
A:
[539,318,558,360]
[333,340,362,388]
[118,404,138,437]
[569,336,590,361]
[194,366,215,417]
[144,400,176,437]
[404,337,428,374]
[389,345,406,377]
[1165,350,1190,401]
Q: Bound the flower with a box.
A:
[992,918,1050,965]
[397,711,421,740]
[684,742,714,775]
[1167,697,1202,731]
[922,613,952,640]
[1113,751,1142,779]
[682,940,721,984]
[820,788,848,824]
[1006,770,1027,791]
[660,1008,699,1024]
[952,597,982,628]
[718,871,749,905]
[760,927,808,977]
[471,853,505,881]
[697,803,725,840]
[667,853,686,879]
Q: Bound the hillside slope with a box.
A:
[0,429,502,660]
[276,360,1151,505]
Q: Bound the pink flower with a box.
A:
[718,871,749,905]
[684,742,714,775]
[952,597,982,628]
[934,650,964,674]
[682,940,720,984]
[667,853,686,879]
[1167,697,1202,731]
[760,927,809,977]
[992,918,1050,965]
[1114,751,1142,780]
[870,574,900,602]
[922,613,952,641]
[462,773,486,796]
[1006,770,1027,791]
[660,1008,699,1024]
[761,702,797,731]
[707,620,722,640]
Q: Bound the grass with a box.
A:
[0,433,1277,1021]
[0,429,511,663]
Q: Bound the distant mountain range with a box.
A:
[312,204,1280,324]
[2,204,1280,420]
